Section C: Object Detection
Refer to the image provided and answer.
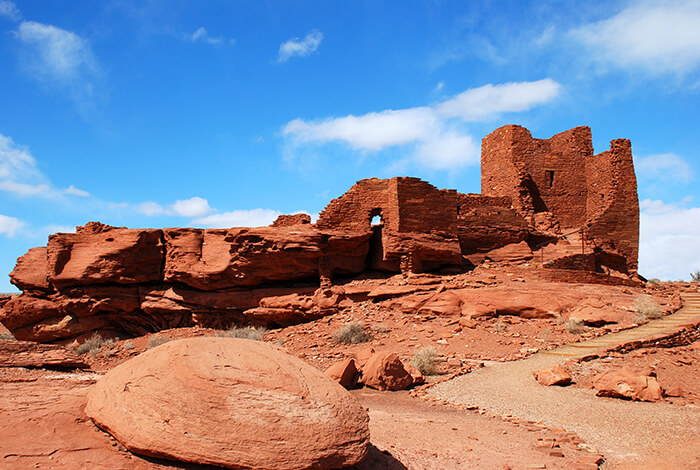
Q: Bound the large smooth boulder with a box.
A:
[86,337,370,469]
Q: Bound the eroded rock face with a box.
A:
[86,337,370,469]
[361,351,414,391]
[4,127,642,342]
[593,367,664,402]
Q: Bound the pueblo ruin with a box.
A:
[1,125,640,343]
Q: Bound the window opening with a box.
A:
[545,170,555,188]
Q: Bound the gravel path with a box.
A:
[429,292,700,468]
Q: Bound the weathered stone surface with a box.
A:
[593,367,664,402]
[4,125,642,343]
[86,337,370,469]
[0,340,88,369]
[326,358,359,389]
[533,365,572,386]
[164,227,371,290]
[361,352,414,391]
[9,247,50,292]
[47,228,164,287]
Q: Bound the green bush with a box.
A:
[217,326,267,341]
[410,346,439,375]
[76,333,114,356]
[691,270,700,282]
[333,321,373,344]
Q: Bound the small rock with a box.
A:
[533,365,572,386]
[325,358,359,389]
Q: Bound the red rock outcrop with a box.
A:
[2,125,641,343]
[361,351,414,391]
[593,367,664,402]
[86,337,370,469]
[533,365,572,386]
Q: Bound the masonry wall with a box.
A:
[584,139,639,273]
[481,125,592,229]
[456,194,529,253]
[316,178,399,231]
[396,178,458,233]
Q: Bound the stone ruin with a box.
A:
[0,125,639,343]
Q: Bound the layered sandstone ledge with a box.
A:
[1,125,642,343]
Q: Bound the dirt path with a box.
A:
[429,292,700,469]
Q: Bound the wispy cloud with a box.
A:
[639,198,700,280]
[283,79,561,170]
[63,185,90,197]
[15,21,100,109]
[192,208,282,228]
[0,132,90,198]
[636,153,693,184]
[0,0,20,21]
[278,30,323,62]
[136,196,213,218]
[571,0,700,75]
[186,26,233,46]
[0,214,24,236]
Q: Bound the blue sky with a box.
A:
[1,0,699,291]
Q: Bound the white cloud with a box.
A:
[136,197,213,217]
[635,153,693,183]
[284,107,439,152]
[414,131,479,170]
[192,209,282,228]
[170,197,212,217]
[278,30,323,62]
[17,21,98,82]
[0,214,24,236]
[572,0,700,74]
[63,185,89,197]
[137,201,165,216]
[0,180,50,196]
[435,79,561,121]
[639,199,700,280]
[0,133,42,182]
[187,26,228,45]
[283,79,561,170]
[0,1,20,21]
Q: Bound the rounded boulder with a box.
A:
[86,337,370,469]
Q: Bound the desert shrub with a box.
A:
[122,341,135,351]
[147,335,172,349]
[76,333,114,356]
[647,278,661,284]
[371,323,390,334]
[633,295,662,322]
[0,333,15,340]
[217,326,267,341]
[564,318,586,334]
[410,346,439,375]
[333,321,372,344]
[691,270,700,282]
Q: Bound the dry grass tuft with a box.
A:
[410,346,439,375]
[333,321,373,344]
[0,333,15,340]
[147,335,172,349]
[76,333,114,356]
[564,318,586,335]
[633,295,662,322]
[217,326,267,341]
